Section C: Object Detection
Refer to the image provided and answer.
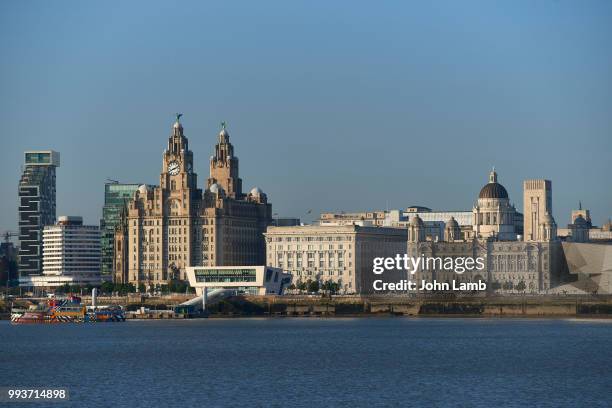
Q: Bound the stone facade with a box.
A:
[265,225,407,294]
[407,173,563,294]
[113,117,271,289]
[408,237,562,293]
[523,179,552,242]
[470,169,518,241]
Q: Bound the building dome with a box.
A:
[478,168,508,199]
[218,121,229,140]
[478,183,508,199]
[250,187,263,196]
[209,183,223,194]
[446,216,459,228]
[410,215,424,227]
[573,215,588,227]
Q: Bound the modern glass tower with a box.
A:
[100,182,141,277]
[18,150,60,277]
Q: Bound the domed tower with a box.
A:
[408,215,426,243]
[161,114,197,192]
[445,216,462,242]
[538,212,557,242]
[472,168,517,240]
[247,187,267,204]
[569,215,589,243]
[207,122,242,199]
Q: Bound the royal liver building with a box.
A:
[114,115,271,288]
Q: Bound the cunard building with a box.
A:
[114,115,271,288]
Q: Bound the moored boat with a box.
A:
[11,294,125,324]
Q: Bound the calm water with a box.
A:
[1,317,611,407]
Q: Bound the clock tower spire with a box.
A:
[207,121,242,198]
[161,114,196,191]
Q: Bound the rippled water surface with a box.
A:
[2,317,611,407]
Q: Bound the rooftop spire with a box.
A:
[489,167,497,183]
[172,113,184,135]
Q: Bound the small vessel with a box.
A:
[11,294,125,324]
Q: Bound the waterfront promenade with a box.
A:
[4,294,612,319]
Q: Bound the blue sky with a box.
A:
[1,0,611,230]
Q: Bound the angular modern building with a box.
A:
[551,242,612,294]
[100,182,141,277]
[18,150,60,277]
[186,265,291,296]
[113,116,272,289]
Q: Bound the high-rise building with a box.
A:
[114,115,272,289]
[21,216,101,287]
[18,150,60,277]
[100,182,141,276]
[43,216,101,285]
[523,179,552,241]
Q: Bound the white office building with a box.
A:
[20,216,102,287]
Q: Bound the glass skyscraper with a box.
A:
[100,182,141,276]
[18,150,60,277]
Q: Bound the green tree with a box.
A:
[503,281,514,291]
[101,281,114,294]
[296,280,307,292]
[516,281,527,292]
[307,280,320,293]
[491,281,502,292]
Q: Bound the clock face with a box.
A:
[167,161,180,175]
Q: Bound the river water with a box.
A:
[2,317,611,407]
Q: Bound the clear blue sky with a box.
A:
[1,1,611,231]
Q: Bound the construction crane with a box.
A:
[2,231,18,244]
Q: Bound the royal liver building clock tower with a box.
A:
[161,113,197,192]
[158,114,201,280]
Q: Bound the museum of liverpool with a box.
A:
[186,265,292,296]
